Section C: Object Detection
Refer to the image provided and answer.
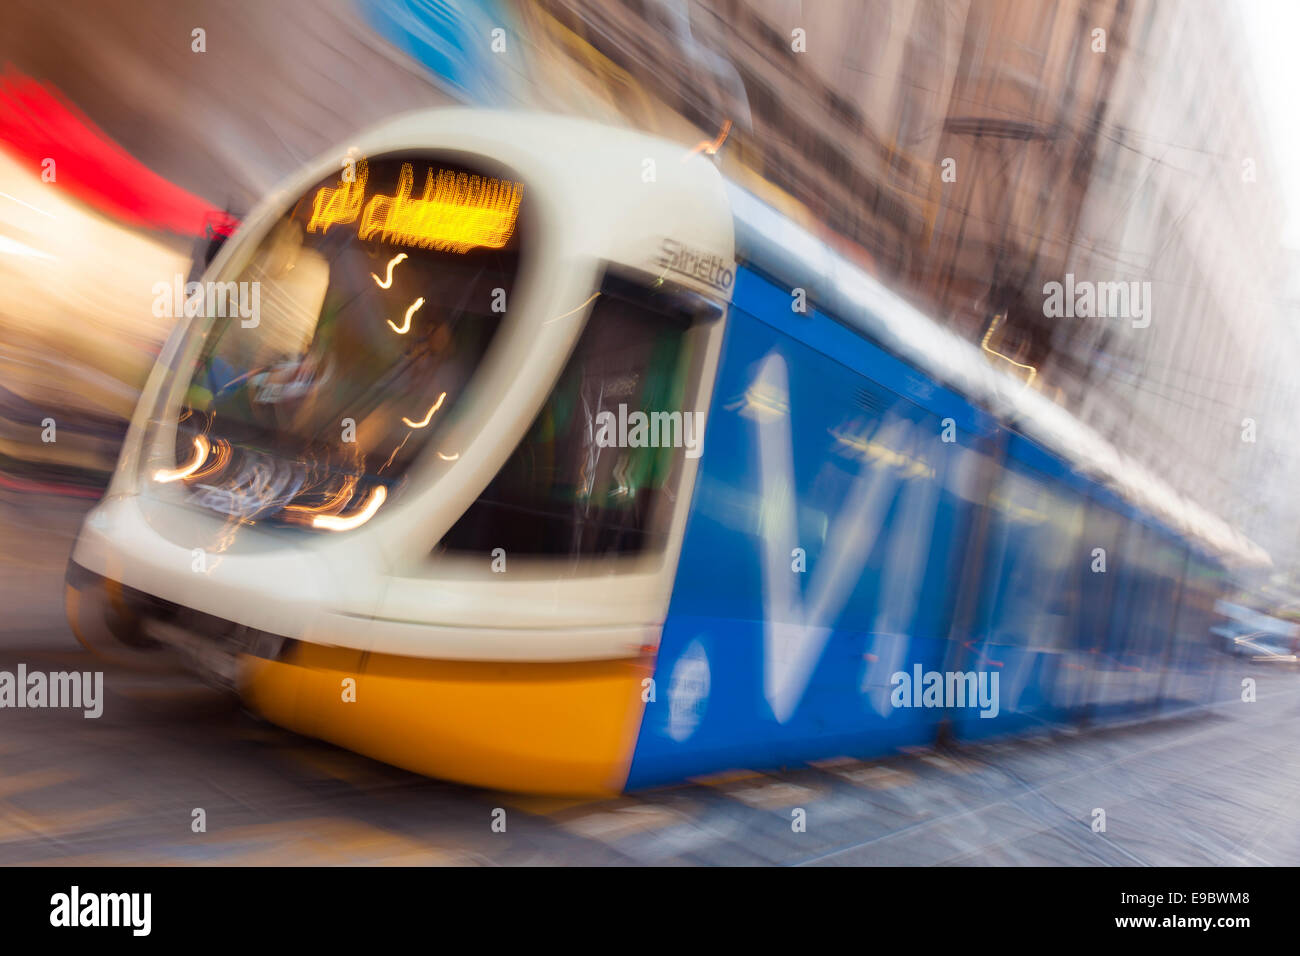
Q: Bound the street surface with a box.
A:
[2,490,1298,865]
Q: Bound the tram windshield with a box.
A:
[159,154,525,528]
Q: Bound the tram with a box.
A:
[65,110,1269,794]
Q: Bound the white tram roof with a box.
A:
[725,182,1270,570]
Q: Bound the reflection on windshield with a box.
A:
[160,155,523,529]
[440,281,698,558]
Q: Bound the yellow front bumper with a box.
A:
[239,642,653,796]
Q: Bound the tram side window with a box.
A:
[1169,553,1212,661]
[979,468,1084,650]
[437,276,703,560]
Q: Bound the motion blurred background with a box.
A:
[2,0,1299,624]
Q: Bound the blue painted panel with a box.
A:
[1088,521,1172,721]
[626,271,987,788]
[624,265,1220,788]
[733,270,999,439]
[951,452,1088,741]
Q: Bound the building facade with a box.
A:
[522,0,1300,570]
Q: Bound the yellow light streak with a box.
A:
[830,427,935,478]
[437,452,460,461]
[358,164,522,253]
[188,437,231,481]
[371,252,408,289]
[402,392,447,428]
[542,292,601,326]
[312,485,387,532]
[283,475,359,516]
[387,296,425,334]
[153,435,210,483]
[306,161,368,234]
[980,313,1037,388]
[686,119,733,159]
[988,490,1047,524]
[379,434,411,473]
[723,385,789,421]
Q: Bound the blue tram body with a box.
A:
[626,206,1233,789]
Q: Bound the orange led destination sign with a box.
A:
[306,160,522,253]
